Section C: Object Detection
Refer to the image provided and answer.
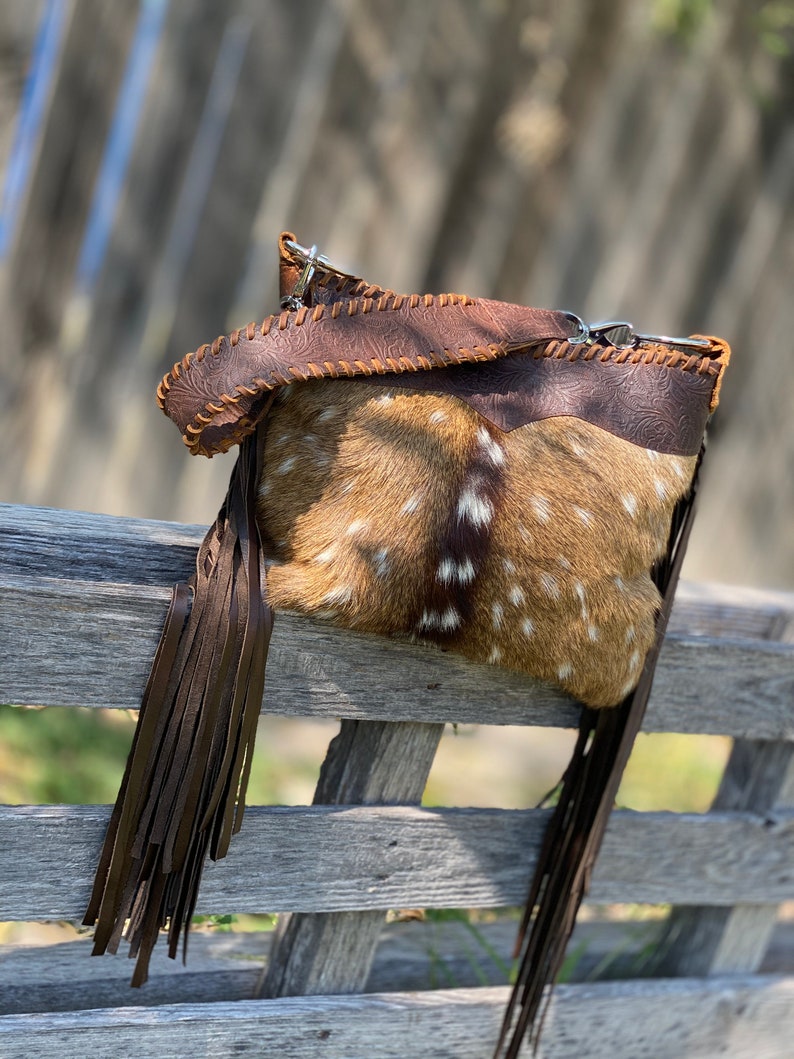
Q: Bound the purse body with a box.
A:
[258,380,697,707]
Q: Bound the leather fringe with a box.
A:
[494,448,704,1058]
[84,425,273,985]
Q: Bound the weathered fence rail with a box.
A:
[1,501,793,1058]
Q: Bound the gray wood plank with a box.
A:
[0,976,793,1059]
[4,505,794,737]
[2,565,793,738]
[5,917,794,1017]
[3,804,793,920]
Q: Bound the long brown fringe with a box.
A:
[494,449,704,1058]
[83,425,273,985]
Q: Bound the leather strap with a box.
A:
[157,235,729,458]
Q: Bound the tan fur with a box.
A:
[257,381,696,708]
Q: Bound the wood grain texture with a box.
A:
[654,742,794,976]
[0,919,641,1016]
[5,917,794,1018]
[261,719,444,998]
[2,506,794,737]
[0,977,793,1059]
[3,804,793,921]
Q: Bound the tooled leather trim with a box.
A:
[157,294,525,455]
[157,297,727,457]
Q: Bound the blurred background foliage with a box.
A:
[0,0,790,878]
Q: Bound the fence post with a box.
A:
[259,719,444,997]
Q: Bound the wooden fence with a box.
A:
[1,501,793,1057]
[0,0,792,590]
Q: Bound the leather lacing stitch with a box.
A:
[539,338,718,376]
[156,292,477,413]
[157,306,722,455]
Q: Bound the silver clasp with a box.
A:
[280,238,353,310]
[563,312,712,354]
[281,241,324,311]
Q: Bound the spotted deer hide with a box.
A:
[85,233,730,1058]
[259,381,697,707]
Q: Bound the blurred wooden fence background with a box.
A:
[0,0,791,589]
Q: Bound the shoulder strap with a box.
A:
[158,232,729,459]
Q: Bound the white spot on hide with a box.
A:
[323,585,353,605]
[574,506,594,528]
[540,573,560,599]
[567,435,587,457]
[429,409,447,424]
[573,580,587,619]
[487,645,502,664]
[345,519,369,536]
[622,494,638,517]
[419,607,461,632]
[402,493,423,516]
[476,425,506,466]
[521,617,535,637]
[277,455,298,474]
[491,602,504,628]
[557,662,573,680]
[456,488,493,527]
[530,496,551,523]
[437,557,475,585]
[509,585,526,606]
[313,545,337,565]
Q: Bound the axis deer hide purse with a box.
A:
[85,233,730,1057]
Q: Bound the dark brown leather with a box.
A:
[84,424,274,986]
[355,344,718,455]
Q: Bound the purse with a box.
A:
[84,233,730,1057]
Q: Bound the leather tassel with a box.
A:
[494,448,704,1058]
[84,423,274,985]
